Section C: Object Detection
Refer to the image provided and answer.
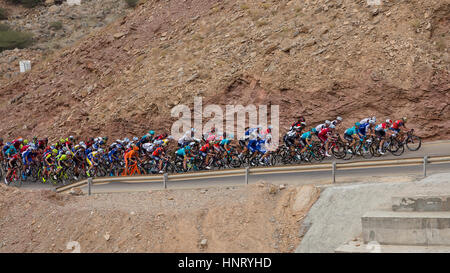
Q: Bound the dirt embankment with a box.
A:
[0,182,319,253]
[0,0,449,141]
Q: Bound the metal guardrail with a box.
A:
[55,155,450,194]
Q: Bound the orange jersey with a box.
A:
[125,150,138,160]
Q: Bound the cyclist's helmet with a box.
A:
[132,146,139,151]
[23,139,28,145]
[167,135,174,140]
[337,116,343,121]
[386,119,393,124]
[325,120,331,125]
[18,138,23,142]
[52,149,58,155]
[98,148,104,153]
[185,145,191,151]
[355,122,361,127]
[369,120,375,125]
[402,117,407,123]
[69,136,74,141]
[329,124,336,129]
[65,151,71,156]
[149,130,155,135]
[372,116,376,122]
[133,137,139,142]
[311,128,317,133]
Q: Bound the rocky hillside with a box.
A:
[0,183,319,252]
[0,0,448,141]
[0,0,129,80]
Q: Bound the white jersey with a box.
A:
[315,124,326,133]
[142,143,155,153]
[360,118,375,124]
[178,131,199,145]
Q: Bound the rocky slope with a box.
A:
[0,182,319,253]
[0,0,448,141]
[0,0,129,80]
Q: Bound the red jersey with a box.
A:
[318,127,331,138]
[392,120,404,130]
[152,147,163,157]
[199,143,209,152]
[20,145,30,153]
[12,139,22,150]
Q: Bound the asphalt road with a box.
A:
[20,140,450,193]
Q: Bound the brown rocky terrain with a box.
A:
[0,182,319,252]
[0,0,130,80]
[0,0,449,142]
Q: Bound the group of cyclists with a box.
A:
[0,115,414,186]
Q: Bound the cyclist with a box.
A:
[55,151,72,177]
[151,145,165,173]
[4,144,19,185]
[300,128,316,157]
[360,116,376,125]
[86,148,100,177]
[315,120,331,137]
[199,141,212,169]
[318,124,336,157]
[123,145,141,175]
[21,145,36,180]
[390,117,409,142]
[178,128,200,147]
[108,144,121,176]
[331,116,343,127]
[290,116,306,131]
[344,122,363,153]
[375,119,393,155]
[175,145,192,171]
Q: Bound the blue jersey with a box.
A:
[5,146,17,157]
[345,126,358,136]
[176,148,187,156]
[358,123,370,136]
[220,139,231,146]
[248,139,262,153]
[108,148,119,162]
[301,131,312,140]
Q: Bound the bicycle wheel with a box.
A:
[360,142,373,159]
[331,143,346,159]
[406,135,421,151]
[389,138,404,156]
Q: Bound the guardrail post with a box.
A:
[245,167,249,185]
[163,173,168,189]
[88,177,92,196]
[332,161,336,184]
[423,156,428,178]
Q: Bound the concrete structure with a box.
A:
[336,191,450,252]
[392,195,450,212]
[362,210,450,246]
